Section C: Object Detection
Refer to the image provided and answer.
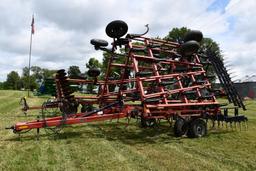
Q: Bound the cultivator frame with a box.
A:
[7,20,247,138]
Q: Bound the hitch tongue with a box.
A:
[5,126,14,130]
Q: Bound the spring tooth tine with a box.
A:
[245,121,248,130]
[239,122,241,131]
[171,117,173,127]
[126,116,130,127]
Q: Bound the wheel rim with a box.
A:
[146,120,154,127]
[141,118,156,127]
[196,125,204,137]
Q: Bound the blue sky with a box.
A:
[207,0,230,12]
[0,0,255,82]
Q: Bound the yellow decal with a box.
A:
[18,125,29,129]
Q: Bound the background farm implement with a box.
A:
[7,20,247,138]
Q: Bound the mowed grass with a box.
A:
[0,90,256,171]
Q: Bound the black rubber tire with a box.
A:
[141,118,157,128]
[187,119,207,138]
[105,20,128,38]
[173,118,188,137]
[179,40,200,56]
[90,39,108,47]
[87,68,101,77]
[184,30,203,42]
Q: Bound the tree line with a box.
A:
[0,61,102,91]
[0,66,57,90]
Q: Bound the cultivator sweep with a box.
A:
[7,20,247,138]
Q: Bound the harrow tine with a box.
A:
[211,120,215,128]
[156,119,161,128]
[167,117,173,127]
[245,121,248,131]
[18,133,21,141]
[109,117,113,123]
[125,116,131,127]
[136,117,139,123]
[36,128,40,140]
[116,116,120,123]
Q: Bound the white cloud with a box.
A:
[225,0,256,42]
[218,0,256,80]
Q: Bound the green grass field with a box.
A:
[0,90,256,171]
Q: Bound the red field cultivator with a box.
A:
[7,20,247,138]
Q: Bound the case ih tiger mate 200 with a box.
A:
[7,20,247,138]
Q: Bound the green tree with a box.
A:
[29,66,56,80]
[68,66,81,79]
[20,66,56,91]
[41,68,56,79]
[5,71,21,90]
[85,58,102,93]
[86,58,102,69]
[164,27,189,42]
[3,66,57,91]
[31,66,43,82]
[0,82,4,89]
[22,67,29,77]
[21,67,38,91]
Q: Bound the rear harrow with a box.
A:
[7,20,248,138]
[20,96,59,116]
